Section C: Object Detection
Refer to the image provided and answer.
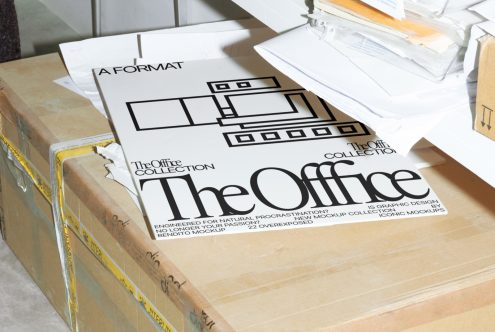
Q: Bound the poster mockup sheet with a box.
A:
[95,56,446,240]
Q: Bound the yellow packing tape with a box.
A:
[50,135,116,332]
[0,133,176,332]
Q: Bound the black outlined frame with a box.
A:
[207,76,280,94]
[223,121,370,147]
[240,96,336,128]
[217,89,335,127]
[126,94,225,131]
[127,89,336,131]
[224,90,312,117]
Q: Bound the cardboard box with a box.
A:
[475,34,495,141]
[1,54,495,331]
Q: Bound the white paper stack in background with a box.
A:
[255,25,470,155]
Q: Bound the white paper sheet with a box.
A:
[445,0,486,12]
[139,28,276,63]
[425,105,495,188]
[59,19,265,116]
[94,55,447,240]
[53,76,87,98]
[361,0,405,19]
[471,0,495,21]
[332,41,466,97]
[230,0,309,32]
[96,143,142,210]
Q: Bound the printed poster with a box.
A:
[95,56,446,240]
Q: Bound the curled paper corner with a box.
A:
[96,142,127,167]
[96,143,139,204]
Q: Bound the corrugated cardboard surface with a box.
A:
[0,141,159,332]
[0,116,188,331]
[1,53,495,331]
[475,35,495,141]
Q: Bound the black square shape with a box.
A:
[215,83,230,90]
[287,129,306,138]
[261,132,281,141]
[236,81,251,88]
[312,127,332,136]
[337,125,358,134]
[235,134,255,143]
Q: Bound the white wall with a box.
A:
[40,0,93,37]
[100,0,175,35]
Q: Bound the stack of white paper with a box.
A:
[255,25,470,154]
[250,1,492,155]
[233,0,495,187]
